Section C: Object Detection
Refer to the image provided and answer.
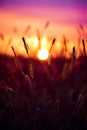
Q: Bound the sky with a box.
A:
[0,0,87,57]
[0,0,87,7]
[0,0,87,37]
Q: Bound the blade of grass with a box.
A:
[82,39,86,56]
[22,37,29,56]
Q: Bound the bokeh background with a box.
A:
[0,0,87,57]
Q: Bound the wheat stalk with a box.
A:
[48,38,56,65]
[48,54,52,65]
[24,25,31,35]
[49,38,56,53]
[11,46,16,57]
[29,63,34,79]
[22,37,29,56]
[62,46,76,80]
[21,71,32,88]
[22,37,34,79]
[63,35,67,52]
[11,46,19,66]
[71,46,76,64]
[43,21,50,29]
[11,46,32,87]
[82,39,86,55]
[62,62,69,80]
[37,29,41,50]
[11,46,24,73]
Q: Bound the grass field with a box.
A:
[0,24,87,129]
[0,51,87,129]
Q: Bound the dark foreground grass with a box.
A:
[0,54,87,130]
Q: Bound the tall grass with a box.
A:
[82,39,86,56]
[22,37,34,79]
[11,45,32,88]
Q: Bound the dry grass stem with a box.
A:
[82,39,86,55]
[11,46,16,57]
[29,63,34,79]
[21,71,32,88]
[49,38,56,53]
[24,25,31,35]
[43,21,50,30]
[48,54,52,65]
[63,35,67,52]
[22,37,29,56]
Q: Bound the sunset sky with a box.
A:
[0,0,87,58]
[0,0,87,35]
[0,0,87,7]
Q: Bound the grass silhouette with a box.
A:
[0,25,87,130]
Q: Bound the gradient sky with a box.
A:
[0,0,87,57]
[0,0,87,38]
[0,0,87,7]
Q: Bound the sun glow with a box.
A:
[37,49,49,60]
[1,32,87,60]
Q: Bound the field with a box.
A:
[0,27,87,130]
[0,55,87,129]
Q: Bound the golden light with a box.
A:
[54,41,63,54]
[41,37,47,48]
[27,37,39,49]
[37,49,49,60]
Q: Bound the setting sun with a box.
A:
[37,49,49,60]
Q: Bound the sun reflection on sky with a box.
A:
[0,0,87,59]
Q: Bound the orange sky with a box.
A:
[0,6,87,58]
[0,6,87,36]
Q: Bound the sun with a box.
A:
[37,49,49,60]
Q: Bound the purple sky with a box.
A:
[0,0,87,8]
[0,0,87,36]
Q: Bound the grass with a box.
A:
[0,53,87,130]
[0,25,87,130]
